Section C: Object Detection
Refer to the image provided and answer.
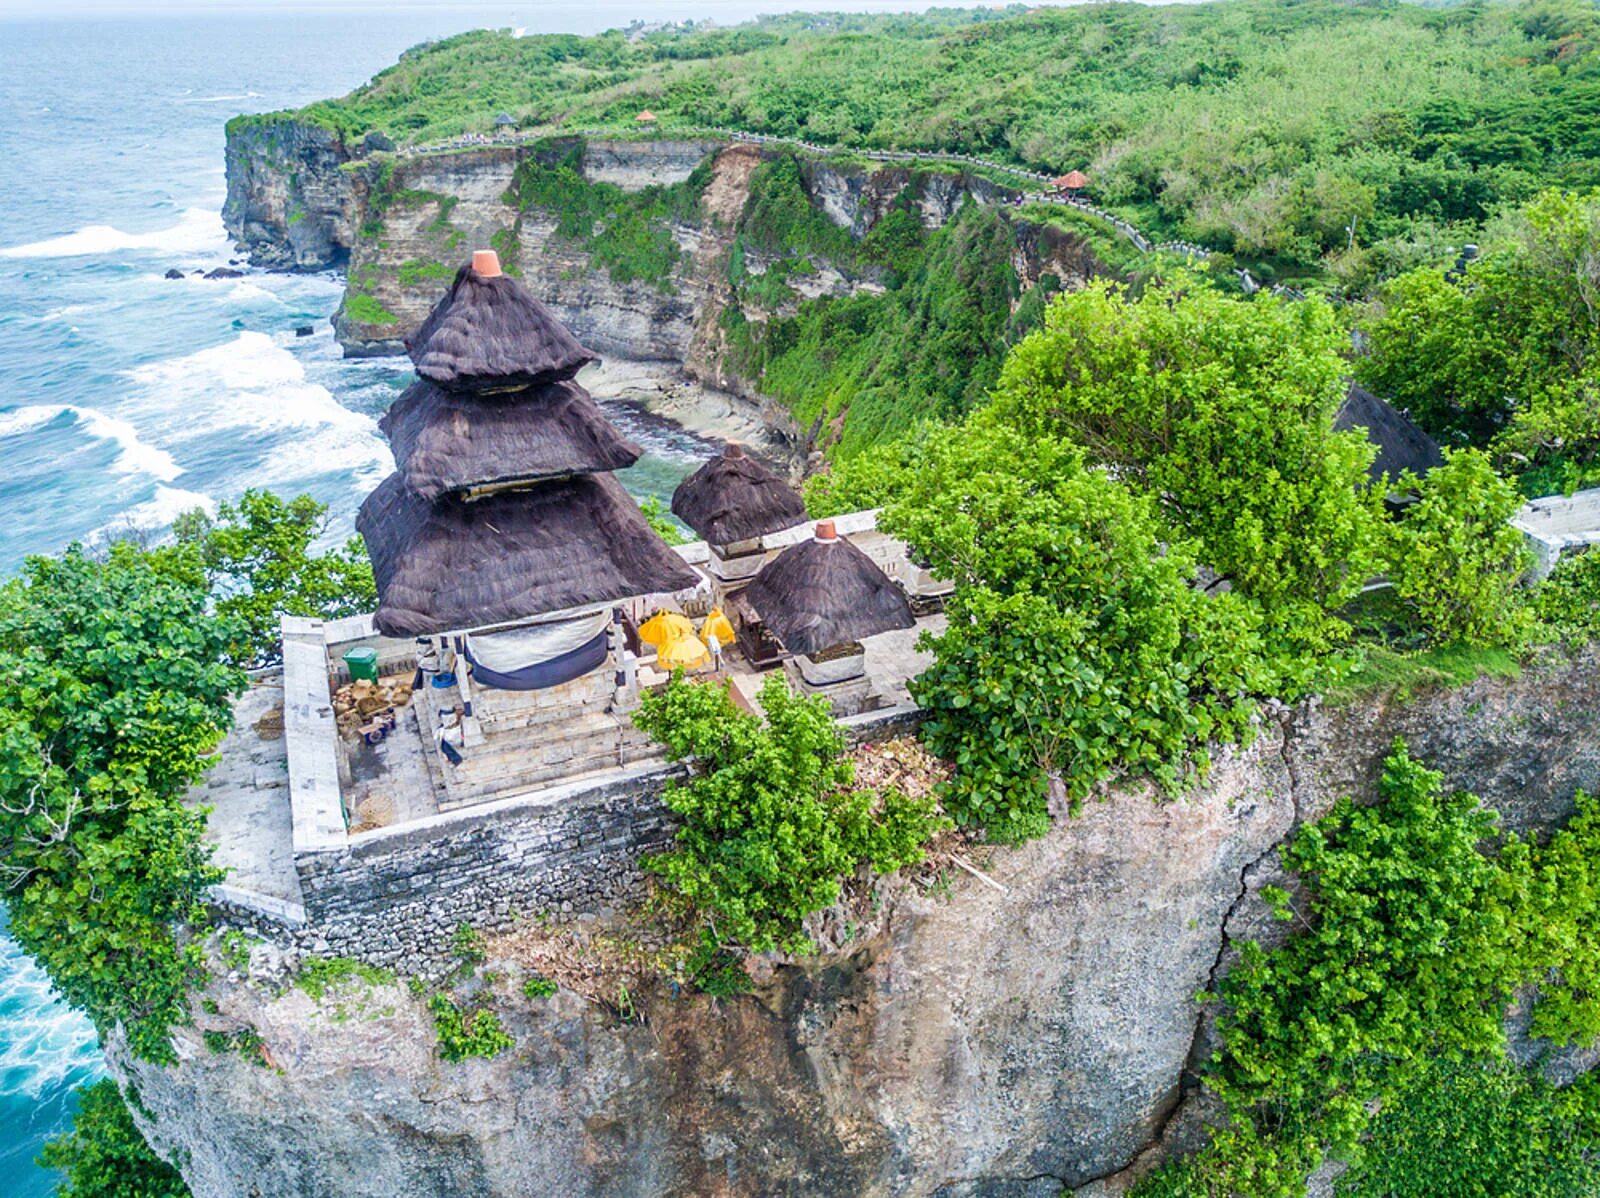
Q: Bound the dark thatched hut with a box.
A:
[358,471,700,637]
[381,378,642,501]
[670,443,806,545]
[741,521,914,656]
[1336,382,1443,484]
[406,255,597,393]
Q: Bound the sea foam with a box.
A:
[127,331,391,487]
[0,937,100,1102]
[0,207,227,260]
[0,405,183,482]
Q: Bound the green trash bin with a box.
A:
[343,646,380,682]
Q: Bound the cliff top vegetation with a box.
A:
[238,0,1600,277]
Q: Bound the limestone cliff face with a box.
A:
[117,653,1600,1198]
[222,126,1104,380]
[222,119,355,271]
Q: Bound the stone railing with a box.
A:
[377,122,1226,263]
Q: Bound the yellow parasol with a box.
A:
[700,607,735,648]
[657,632,710,670]
[638,610,694,649]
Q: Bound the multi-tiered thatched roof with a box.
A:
[670,443,806,545]
[406,263,596,393]
[381,379,642,501]
[361,251,698,637]
[742,522,914,656]
[358,472,698,637]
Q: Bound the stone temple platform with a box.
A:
[186,509,943,931]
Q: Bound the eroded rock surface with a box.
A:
[119,653,1600,1198]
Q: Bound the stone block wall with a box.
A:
[292,763,686,971]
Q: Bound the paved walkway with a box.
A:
[187,676,304,907]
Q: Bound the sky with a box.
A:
[0,0,1045,16]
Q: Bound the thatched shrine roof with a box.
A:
[358,470,700,637]
[406,262,597,393]
[670,444,806,544]
[381,378,642,501]
[741,522,914,656]
[1336,382,1443,483]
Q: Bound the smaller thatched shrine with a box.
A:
[1336,382,1443,486]
[356,249,700,807]
[741,520,915,714]
[670,443,807,583]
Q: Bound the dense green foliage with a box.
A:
[0,546,241,1062]
[427,993,515,1062]
[39,1081,189,1198]
[725,196,1031,456]
[261,1,1600,276]
[1136,744,1600,1195]
[994,278,1381,647]
[634,674,941,953]
[1360,189,1600,489]
[505,140,709,288]
[172,491,375,668]
[1385,449,1534,646]
[1534,547,1600,644]
[1337,1060,1600,1198]
[878,419,1279,840]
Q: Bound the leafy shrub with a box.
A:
[684,927,753,998]
[1533,548,1600,645]
[39,1080,190,1198]
[1337,1059,1600,1198]
[1143,743,1600,1189]
[0,545,242,1062]
[1386,449,1533,647]
[881,419,1282,840]
[450,923,486,967]
[521,975,558,1000]
[993,277,1382,639]
[634,674,942,954]
[295,957,395,1003]
[428,994,514,1062]
[171,490,376,668]
[638,496,688,545]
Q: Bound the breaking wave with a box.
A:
[0,937,99,1103]
[0,405,183,481]
[0,207,226,260]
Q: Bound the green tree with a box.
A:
[0,545,242,1061]
[1385,449,1533,647]
[39,1080,190,1198]
[880,418,1283,841]
[172,491,375,668]
[1360,190,1600,486]
[634,674,941,953]
[993,278,1382,654]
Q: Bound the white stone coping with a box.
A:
[210,882,309,929]
[282,625,348,853]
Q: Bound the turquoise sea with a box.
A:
[0,2,950,1190]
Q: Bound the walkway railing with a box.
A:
[379,124,1252,269]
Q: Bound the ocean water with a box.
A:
[0,4,841,1192]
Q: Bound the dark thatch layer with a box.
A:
[670,446,807,544]
[380,378,642,501]
[357,471,700,637]
[742,535,915,656]
[406,264,597,392]
[1336,382,1443,483]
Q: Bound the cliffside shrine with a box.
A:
[355,250,699,807]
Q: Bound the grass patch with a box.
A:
[296,956,395,1002]
[1325,641,1522,706]
[342,292,399,327]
